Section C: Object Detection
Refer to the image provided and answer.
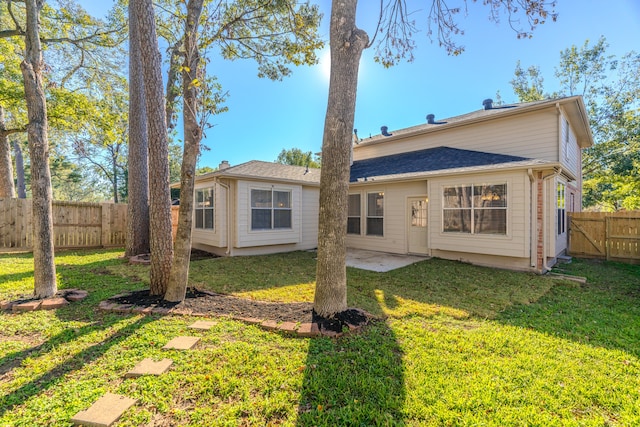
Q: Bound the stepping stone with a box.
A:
[162,336,200,350]
[188,320,217,330]
[13,300,42,312]
[125,358,173,378]
[71,393,137,427]
[41,297,69,310]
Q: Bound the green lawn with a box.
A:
[1,249,639,426]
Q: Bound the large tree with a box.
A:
[132,0,173,296]
[158,0,322,302]
[20,0,57,298]
[510,37,640,211]
[165,0,206,302]
[126,0,150,257]
[276,147,321,168]
[314,0,558,318]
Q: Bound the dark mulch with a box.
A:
[109,288,314,323]
[108,288,372,333]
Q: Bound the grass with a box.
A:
[1,249,639,426]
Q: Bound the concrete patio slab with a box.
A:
[125,358,173,378]
[188,320,217,330]
[162,336,200,350]
[71,393,137,427]
[346,248,427,272]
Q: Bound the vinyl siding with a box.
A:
[236,180,302,248]
[354,109,559,162]
[561,114,581,180]
[428,171,531,259]
[346,181,428,254]
[191,181,227,248]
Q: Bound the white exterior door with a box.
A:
[408,197,428,254]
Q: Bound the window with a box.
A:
[443,184,507,235]
[366,192,384,236]
[557,183,566,235]
[347,194,361,235]
[195,187,214,230]
[251,188,291,230]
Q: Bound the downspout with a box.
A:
[527,169,536,269]
[214,178,232,255]
[541,167,562,272]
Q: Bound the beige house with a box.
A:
[188,160,320,256]
[189,96,593,272]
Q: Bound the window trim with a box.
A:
[441,183,508,235]
[557,182,566,236]
[347,193,362,235]
[194,187,214,230]
[366,191,384,237]
[250,187,293,231]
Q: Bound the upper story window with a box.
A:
[195,187,214,230]
[443,184,507,235]
[347,194,361,235]
[366,192,384,236]
[251,188,292,230]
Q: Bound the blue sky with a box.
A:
[81,1,640,169]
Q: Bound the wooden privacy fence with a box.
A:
[568,211,640,264]
[0,198,127,252]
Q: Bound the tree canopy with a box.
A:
[276,147,320,168]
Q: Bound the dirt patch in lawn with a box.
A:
[109,288,314,323]
[107,288,372,334]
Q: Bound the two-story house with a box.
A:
[187,96,593,272]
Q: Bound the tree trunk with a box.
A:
[0,106,16,198]
[20,0,57,298]
[112,148,118,203]
[125,0,150,257]
[313,0,368,318]
[133,0,173,295]
[14,140,27,198]
[165,0,205,302]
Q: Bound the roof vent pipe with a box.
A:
[219,160,230,170]
[483,99,493,110]
[426,114,435,124]
[381,126,393,137]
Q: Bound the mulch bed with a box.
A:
[107,288,372,334]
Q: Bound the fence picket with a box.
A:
[569,212,640,264]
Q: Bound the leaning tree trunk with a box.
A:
[14,140,27,198]
[133,0,173,295]
[125,0,150,257]
[313,0,369,317]
[20,0,57,298]
[165,0,205,302]
[0,106,16,198]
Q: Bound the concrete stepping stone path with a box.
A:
[162,336,200,350]
[188,320,217,330]
[71,393,137,427]
[125,358,173,378]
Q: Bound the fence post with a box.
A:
[101,203,110,247]
[605,216,611,261]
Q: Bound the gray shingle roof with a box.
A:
[199,160,321,185]
[349,146,547,183]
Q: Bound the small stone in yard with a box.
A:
[260,320,278,330]
[188,320,217,330]
[125,358,173,378]
[163,336,200,350]
[71,393,137,427]
[65,290,89,302]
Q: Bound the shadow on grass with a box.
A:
[0,313,156,418]
[497,258,640,358]
[297,321,405,426]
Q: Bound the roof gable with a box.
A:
[349,147,532,182]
